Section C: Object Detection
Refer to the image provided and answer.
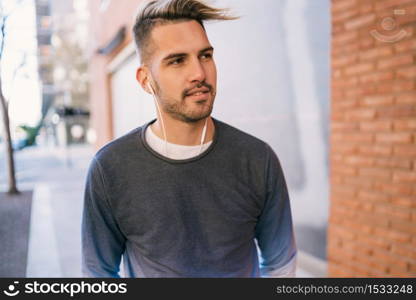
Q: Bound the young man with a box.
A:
[82,0,297,277]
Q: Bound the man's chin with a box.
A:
[178,109,213,123]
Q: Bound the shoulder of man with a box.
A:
[214,118,273,158]
[93,124,146,166]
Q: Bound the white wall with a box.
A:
[110,54,156,138]
[207,0,330,259]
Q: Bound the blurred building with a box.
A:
[34,0,90,146]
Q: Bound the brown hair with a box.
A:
[133,0,238,63]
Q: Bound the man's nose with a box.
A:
[188,59,206,83]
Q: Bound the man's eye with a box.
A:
[169,58,184,65]
[201,53,212,59]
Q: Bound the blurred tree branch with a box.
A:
[0,0,25,194]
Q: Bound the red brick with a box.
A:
[395,92,416,104]
[333,69,342,78]
[332,111,345,121]
[331,175,343,185]
[377,105,416,119]
[359,167,392,180]
[332,41,360,56]
[345,108,376,120]
[393,170,416,183]
[329,224,356,241]
[394,145,416,157]
[374,182,413,196]
[376,80,414,93]
[345,62,375,76]
[342,219,373,234]
[331,185,357,198]
[359,71,393,83]
[332,132,374,143]
[332,0,358,13]
[359,144,392,156]
[359,2,373,15]
[332,23,345,35]
[393,119,416,131]
[354,255,389,274]
[389,221,416,239]
[331,143,357,154]
[375,132,412,144]
[359,36,375,50]
[332,77,359,89]
[374,203,412,221]
[390,196,416,208]
[331,164,357,176]
[332,121,358,131]
[332,9,359,24]
[360,120,392,132]
[394,38,416,53]
[373,227,411,243]
[391,244,416,261]
[395,4,416,26]
[344,154,375,166]
[361,95,394,106]
[374,157,413,169]
[356,235,390,251]
[396,65,416,79]
[375,0,416,11]
[377,55,414,70]
[349,264,372,277]
[332,98,357,109]
[372,249,409,270]
[332,30,358,46]
[333,198,360,210]
[359,45,393,60]
[330,206,357,221]
[343,175,374,189]
[345,13,376,30]
[357,190,390,204]
[332,53,357,68]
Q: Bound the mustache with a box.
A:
[182,82,213,98]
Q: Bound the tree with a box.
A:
[0,0,23,194]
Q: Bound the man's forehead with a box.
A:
[150,20,211,54]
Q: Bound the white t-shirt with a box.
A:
[145,125,213,160]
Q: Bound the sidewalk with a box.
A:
[8,144,94,277]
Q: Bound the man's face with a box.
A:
[145,20,217,123]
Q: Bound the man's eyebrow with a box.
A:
[199,46,214,54]
[162,52,187,62]
[162,47,214,62]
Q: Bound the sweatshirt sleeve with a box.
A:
[255,144,297,277]
[82,157,126,277]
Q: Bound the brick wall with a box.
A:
[329,0,416,277]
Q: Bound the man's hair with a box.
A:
[133,0,237,63]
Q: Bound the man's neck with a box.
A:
[150,114,215,146]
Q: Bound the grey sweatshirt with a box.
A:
[82,118,296,277]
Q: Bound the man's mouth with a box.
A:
[185,89,210,100]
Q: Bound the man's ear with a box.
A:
[136,66,151,94]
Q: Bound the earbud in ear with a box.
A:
[147,82,154,95]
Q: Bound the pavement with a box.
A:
[0,143,93,277]
[0,143,325,277]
